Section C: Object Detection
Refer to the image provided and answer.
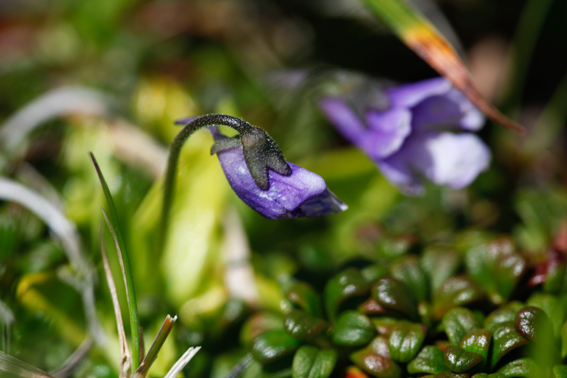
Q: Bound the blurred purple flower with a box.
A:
[320,77,490,194]
[209,127,347,219]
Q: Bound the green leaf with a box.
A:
[376,235,413,260]
[444,345,484,373]
[292,346,337,378]
[388,321,426,363]
[490,321,528,368]
[471,374,505,378]
[497,358,540,378]
[408,346,447,375]
[514,306,554,344]
[433,276,484,319]
[494,253,527,303]
[484,302,524,331]
[442,308,482,346]
[421,248,461,297]
[544,260,566,294]
[325,268,370,323]
[251,329,301,364]
[433,371,470,378]
[332,311,376,347]
[372,317,399,336]
[90,152,141,369]
[562,321,567,359]
[527,293,567,335]
[554,365,567,378]
[241,312,284,346]
[286,282,323,318]
[465,238,525,305]
[361,265,389,285]
[359,298,397,317]
[390,256,429,302]
[372,277,418,320]
[284,310,326,340]
[460,329,491,366]
[350,337,401,378]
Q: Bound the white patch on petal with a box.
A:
[422,133,491,189]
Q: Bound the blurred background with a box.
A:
[1,0,567,377]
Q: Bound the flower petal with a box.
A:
[365,108,412,158]
[387,77,451,109]
[422,132,491,188]
[211,127,346,219]
[411,89,484,131]
[380,132,491,194]
[319,97,368,146]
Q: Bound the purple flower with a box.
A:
[209,127,347,219]
[320,77,490,195]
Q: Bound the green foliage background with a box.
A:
[0,0,567,377]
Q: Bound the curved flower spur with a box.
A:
[162,114,346,235]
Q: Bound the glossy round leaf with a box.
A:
[433,276,484,319]
[494,253,526,303]
[241,312,284,346]
[350,337,401,378]
[527,293,567,335]
[407,346,447,375]
[251,329,302,364]
[460,329,491,366]
[388,321,426,363]
[442,308,482,345]
[292,346,337,378]
[332,310,376,347]
[372,317,399,337]
[554,365,567,378]
[464,237,521,305]
[490,321,528,368]
[514,306,553,344]
[544,261,567,294]
[421,248,461,297]
[496,358,540,378]
[372,277,417,319]
[390,256,430,302]
[444,345,484,373]
[325,268,370,322]
[484,302,524,332]
[286,282,323,318]
[361,265,388,284]
[434,371,470,378]
[284,309,326,340]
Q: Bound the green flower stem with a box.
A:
[160,114,254,246]
[160,114,291,246]
[90,153,141,369]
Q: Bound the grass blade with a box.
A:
[134,315,177,378]
[0,350,55,378]
[99,220,132,378]
[50,338,93,378]
[0,178,103,346]
[90,152,141,368]
[358,0,526,134]
[163,347,201,378]
[0,87,108,156]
